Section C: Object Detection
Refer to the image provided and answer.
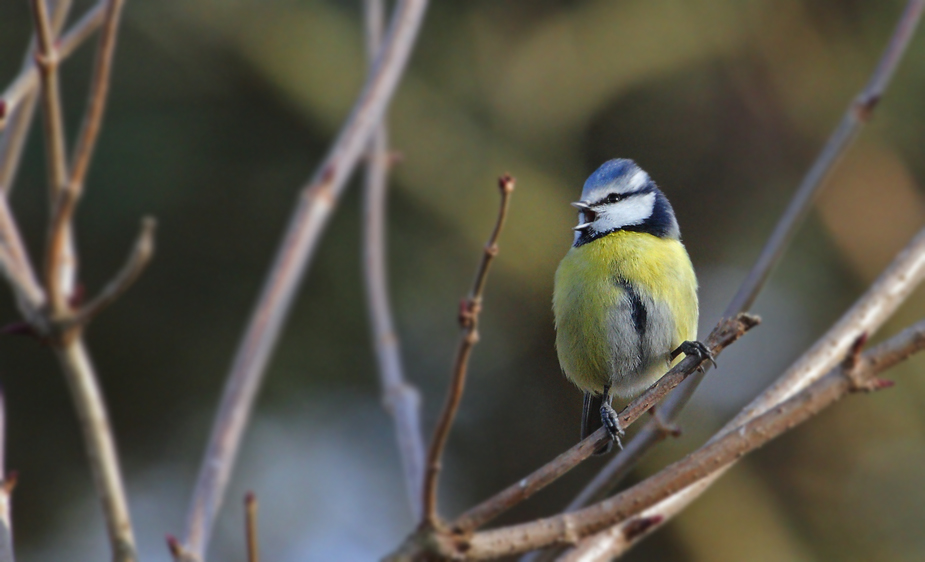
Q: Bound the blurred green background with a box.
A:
[1,0,925,560]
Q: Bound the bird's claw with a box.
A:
[672,340,717,371]
[601,402,625,450]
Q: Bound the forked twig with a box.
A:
[179,1,431,558]
[421,175,515,528]
[362,0,426,518]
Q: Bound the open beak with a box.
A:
[572,202,596,231]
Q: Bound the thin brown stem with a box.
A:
[362,0,426,518]
[1,0,92,195]
[421,175,515,529]
[55,338,137,562]
[462,320,925,560]
[244,493,259,562]
[452,314,758,533]
[565,0,925,520]
[66,217,155,330]
[180,1,430,558]
[69,0,127,193]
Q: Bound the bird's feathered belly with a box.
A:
[553,230,698,397]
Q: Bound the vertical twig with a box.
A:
[180,1,430,559]
[362,0,426,518]
[558,0,925,523]
[421,175,515,528]
[0,389,14,562]
[55,339,137,562]
[244,493,259,562]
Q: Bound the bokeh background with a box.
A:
[1,0,925,560]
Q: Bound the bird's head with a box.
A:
[571,159,680,247]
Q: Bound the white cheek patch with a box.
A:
[593,192,656,233]
[624,169,649,193]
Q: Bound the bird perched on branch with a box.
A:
[553,159,710,454]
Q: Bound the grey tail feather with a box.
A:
[581,392,613,455]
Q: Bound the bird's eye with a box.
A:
[606,193,621,204]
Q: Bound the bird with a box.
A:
[552,159,710,454]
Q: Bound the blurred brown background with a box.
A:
[1,0,925,560]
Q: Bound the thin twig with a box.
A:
[0,195,45,317]
[421,175,515,529]
[179,1,430,558]
[67,217,155,330]
[452,314,759,533]
[0,0,99,133]
[244,493,259,562]
[0,388,13,562]
[362,0,426,519]
[561,0,925,522]
[29,0,69,197]
[462,320,925,560]
[68,0,127,193]
[563,226,925,560]
[0,0,82,194]
[55,338,137,562]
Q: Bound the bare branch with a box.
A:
[29,0,69,196]
[362,0,426,519]
[421,175,515,528]
[68,0,127,194]
[0,196,45,317]
[0,1,102,134]
[465,320,925,560]
[452,314,759,533]
[55,338,137,562]
[565,0,925,518]
[562,226,925,559]
[180,1,431,558]
[65,217,155,330]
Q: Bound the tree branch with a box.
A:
[362,0,426,519]
[67,217,156,330]
[452,314,759,534]
[179,2,431,558]
[244,493,259,562]
[559,225,925,560]
[560,0,925,522]
[421,175,515,529]
[55,338,138,562]
[465,320,925,560]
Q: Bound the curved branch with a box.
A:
[362,0,426,519]
[179,1,431,558]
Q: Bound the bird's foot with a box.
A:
[671,340,717,372]
[600,402,625,450]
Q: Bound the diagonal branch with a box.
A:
[452,314,759,534]
[464,319,925,560]
[421,175,515,529]
[560,0,925,521]
[179,1,431,559]
[561,225,925,560]
[361,0,426,519]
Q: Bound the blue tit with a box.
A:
[553,159,709,453]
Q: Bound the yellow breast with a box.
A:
[553,230,698,394]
